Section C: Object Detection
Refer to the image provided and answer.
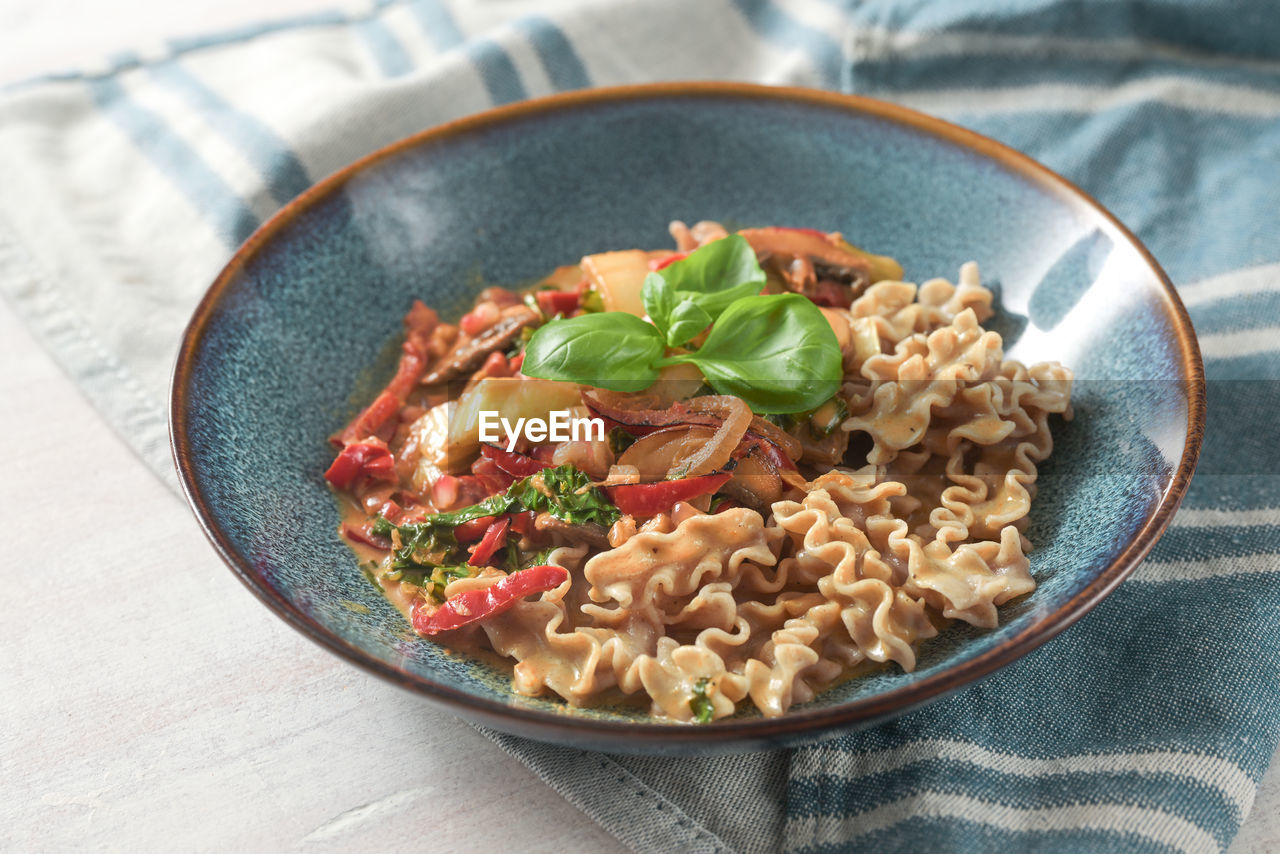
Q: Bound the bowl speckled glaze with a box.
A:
[171,83,1203,753]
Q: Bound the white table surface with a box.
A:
[1,3,1276,852]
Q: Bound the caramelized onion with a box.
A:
[617,426,719,480]
[581,388,720,435]
[614,395,752,481]
[678,395,752,477]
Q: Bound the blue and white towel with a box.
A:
[3,1,1277,851]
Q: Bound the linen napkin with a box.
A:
[3,1,1277,851]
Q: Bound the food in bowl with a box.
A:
[325,221,1074,723]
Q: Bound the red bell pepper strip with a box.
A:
[478,350,512,378]
[649,252,688,271]
[453,515,497,543]
[467,516,511,567]
[605,472,733,517]
[331,301,438,447]
[471,454,516,494]
[343,522,391,550]
[460,303,499,337]
[481,444,552,478]
[324,439,397,490]
[412,565,569,635]
[508,510,537,537]
[536,289,582,316]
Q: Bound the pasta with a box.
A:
[326,221,1073,722]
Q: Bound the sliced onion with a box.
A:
[617,426,719,481]
[676,395,751,478]
[581,388,720,435]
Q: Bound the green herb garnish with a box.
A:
[521,236,842,414]
[643,235,765,346]
[374,465,619,576]
[659,294,841,414]
[690,677,715,724]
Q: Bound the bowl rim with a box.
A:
[170,81,1206,749]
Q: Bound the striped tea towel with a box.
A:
[2,1,1277,851]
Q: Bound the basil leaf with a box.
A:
[642,235,766,341]
[656,235,766,315]
[641,274,680,341]
[523,312,665,392]
[664,300,713,348]
[664,293,842,414]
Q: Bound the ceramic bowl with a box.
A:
[171,83,1204,753]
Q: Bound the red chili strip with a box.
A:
[343,522,391,550]
[605,472,733,517]
[471,454,516,494]
[508,510,537,537]
[412,565,569,635]
[649,252,688,271]
[324,439,397,490]
[481,444,552,478]
[536,289,582,316]
[331,301,438,447]
[467,516,511,567]
[453,515,497,543]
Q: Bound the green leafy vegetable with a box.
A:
[523,312,665,392]
[420,565,476,601]
[373,515,461,572]
[374,465,620,577]
[506,464,621,527]
[689,677,714,724]
[660,294,842,414]
[521,545,561,569]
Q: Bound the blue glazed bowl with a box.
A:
[171,83,1203,753]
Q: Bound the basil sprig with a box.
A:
[522,235,842,413]
[643,235,765,346]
